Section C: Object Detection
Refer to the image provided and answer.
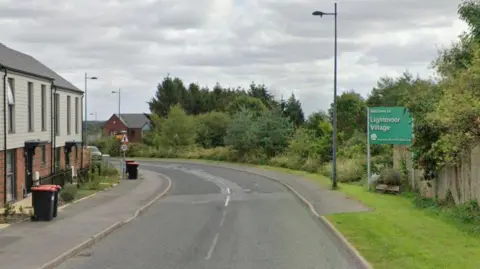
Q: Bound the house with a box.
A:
[103,113,152,143]
[0,43,88,207]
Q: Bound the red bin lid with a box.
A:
[31,185,56,192]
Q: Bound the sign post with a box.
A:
[120,134,128,180]
[367,107,413,186]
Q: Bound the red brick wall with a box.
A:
[127,128,143,143]
[0,153,4,207]
[0,144,93,207]
[103,114,127,136]
[15,147,25,201]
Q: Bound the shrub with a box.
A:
[195,112,231,148]
[60,183,78,203]
[300,157,321,173]
[320,158,365,183]
[378,168,402,185]
[268,155,291,168]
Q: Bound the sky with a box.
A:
[0,0,468,120]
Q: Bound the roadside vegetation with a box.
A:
[60,162,120,204]
[92,1,480,268]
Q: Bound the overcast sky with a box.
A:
[0,0,468,120]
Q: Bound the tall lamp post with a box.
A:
[313,3,338,189]
[111,88,121,117]
[84,73,98,147]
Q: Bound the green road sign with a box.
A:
[368,107,413,145]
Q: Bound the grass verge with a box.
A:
[134,157,480,269]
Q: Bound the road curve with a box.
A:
[56,161,360,269]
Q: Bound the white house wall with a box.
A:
[3,72,52,150]
[54,88,82,147]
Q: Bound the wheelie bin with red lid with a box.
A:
[31,185,56,221]
[125,160,135,175]
[42,185,62,217]
[127,162,140,180]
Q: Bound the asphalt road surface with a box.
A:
[57,162,360,269]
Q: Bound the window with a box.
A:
[28,82,34,131]
[7,78,15,133]
[67,95,71,134]
[6,150,16,202]
[75,97,79,134]
[73,146,77,162]
[54,93,60,136]
[41,145,46,167]
[41,85,46,131]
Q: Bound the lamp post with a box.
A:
[313,3,338,189]
[84,73,98,147]
[90,112,98,121]
[111,88,121,117]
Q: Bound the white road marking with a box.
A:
[226,187,230,194]
[224,195,230,207]
[205,232,219,260]
[219,210,227,227]
[191,201,210,205]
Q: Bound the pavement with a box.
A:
[54,161,370,269]
[0,169,169,269]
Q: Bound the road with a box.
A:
[57,162,360,269]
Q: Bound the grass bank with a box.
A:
[133,157,480,269]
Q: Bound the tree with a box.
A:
[226,95,267,116]
[158,104,196,148]
[224,108,260,154]
[247,82,277,109]
[329,90,367,141]
[282,93,305,127]
[148,76,187,117]
[195,112,232,148]
[256,108,294,157]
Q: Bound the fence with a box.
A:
[38,167,90,187]
[393,145,480,204]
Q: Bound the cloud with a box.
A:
[0,0,468,118]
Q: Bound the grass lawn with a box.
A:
[134,157,480,269]
[256,166,480,269]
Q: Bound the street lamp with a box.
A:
[90,112,98,121]
[84,73,98,146]
[111,88,121,117]
[313,3,338,189]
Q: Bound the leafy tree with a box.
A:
[224,108,259,154]
[329,90,367,141]
[256,108,294,157]
[195,112,231,148]
[148,76,187,117]
[226,95,267,116]
[367,73,416,107]
[247,82,277,109]
[282,93,305,127]
[158,104,196,148]
[304,111,329,136]
[288,125,332,162]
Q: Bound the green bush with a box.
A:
[378,168,401,185]
[320,158,365,183]
[60,183,78,202]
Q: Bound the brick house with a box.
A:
[103,113,152,143]
[0,43,88,207]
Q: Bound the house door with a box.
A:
[6,150,16,202]
[65,149,70,168]
[25,148,34,193]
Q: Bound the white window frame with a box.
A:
[7,78,15,133]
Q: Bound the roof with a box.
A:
[118,113,151,129]
[0,43,81,92]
